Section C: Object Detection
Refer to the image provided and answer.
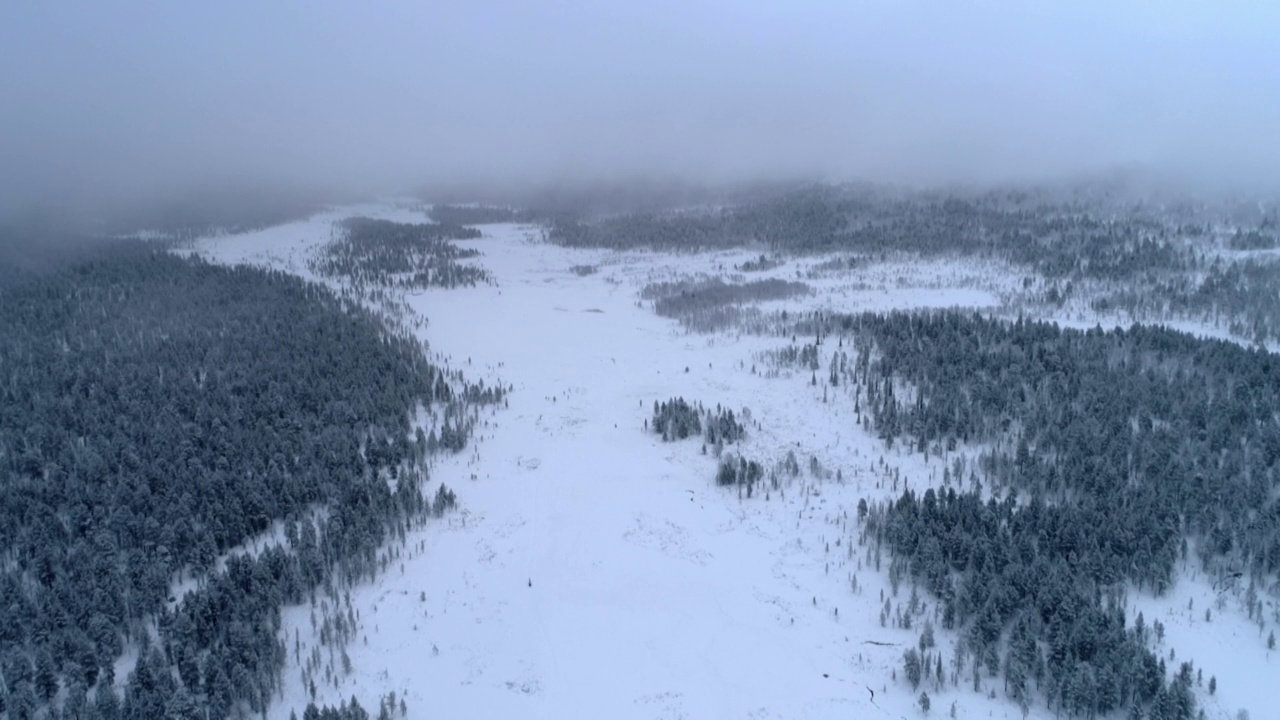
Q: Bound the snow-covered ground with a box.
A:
[188,205,1272,720]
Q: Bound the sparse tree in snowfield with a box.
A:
[919,622,935,652]
[904,648,923,690]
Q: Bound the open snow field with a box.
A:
[189,205,1272,720]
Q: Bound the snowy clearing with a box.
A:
[185,206,1272,720]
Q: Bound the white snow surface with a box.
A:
[183,206,1273,720]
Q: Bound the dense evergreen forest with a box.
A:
[775,311,1280,719]
[1226,230,1277,251]
[545,184,1189,264]
[308,217,488,291]
[0,241,498,719]
[549,184,1280,344]
[848,312,1280,580]
[426,204,527,226]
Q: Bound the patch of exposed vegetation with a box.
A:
[736,254,783,272]
[641,277,810,332]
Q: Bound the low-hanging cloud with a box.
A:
[2,0,1277,213]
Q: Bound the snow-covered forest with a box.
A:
[5,0,1280,716]
[2,187,1277,720]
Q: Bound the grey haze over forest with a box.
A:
[2,0,1278,214]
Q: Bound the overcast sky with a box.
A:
[2,1,1277,210]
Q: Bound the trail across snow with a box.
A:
[188,208,1270,720]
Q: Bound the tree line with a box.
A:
[428,204,528,226]
[545,183,1280,344]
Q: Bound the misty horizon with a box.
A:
[2,1,1279,215]
[4,7,1280,716]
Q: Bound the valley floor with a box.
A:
[191,208,1270,720]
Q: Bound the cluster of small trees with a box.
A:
[715,453,764,489]
[736,254,782,272]
[308,217,488,290]
[806,255,860,275]
[294,695,371,720]
[641,277,810,332]
[651,398,701,441]
[901,625,943,707]
[649,398,746,448]
[759,341,823,372]
[293,689,408,720]
[704,405,745,445]
[644,277,811,317]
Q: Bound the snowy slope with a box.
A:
[188,206,1271,720]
